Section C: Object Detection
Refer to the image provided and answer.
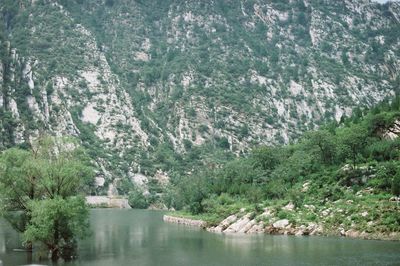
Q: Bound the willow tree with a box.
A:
[0,136,93,261]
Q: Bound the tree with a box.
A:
[252,146,281,171]
[0,148,41,232]
[303,130,336,165]
[128,185,150,209]
[0,136,93,262]
[24,196,89,261]
[337,124,368,167]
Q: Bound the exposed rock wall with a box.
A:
[0,0,399,190]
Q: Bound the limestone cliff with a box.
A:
[0,0,399,192]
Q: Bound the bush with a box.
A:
[392,173,400,196]
[128,189,149,209]
[288,189,304,208]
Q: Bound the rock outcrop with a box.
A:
[1,0,400,192]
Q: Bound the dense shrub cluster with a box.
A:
[165,97,400,215]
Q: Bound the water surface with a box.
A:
[0,209,399,266]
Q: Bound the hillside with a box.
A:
[165,98,400,240]
[0,0,399,194]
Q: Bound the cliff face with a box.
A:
[0,0,399,192]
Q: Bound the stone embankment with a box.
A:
[164,203,399,240]
[163,208,323,236]
[86,196,131,209]
[206,209,323,236]
[163,215,207,228]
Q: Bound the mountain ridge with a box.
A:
[0,0,399,193]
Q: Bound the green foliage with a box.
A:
[303,130,336,165]
[128,186,150,209]
[0,136,94,261]
[251,146,281,172]
[337,124,368,166]
[24,196,89,261]
[392,172,400,196]
[170,96,400,222]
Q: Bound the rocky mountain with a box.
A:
[0,0,399,194]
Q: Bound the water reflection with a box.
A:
[1,209,399,266]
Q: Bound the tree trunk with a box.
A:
[26,241,33,265]
[51,248,59,262]
[51,220,60,262]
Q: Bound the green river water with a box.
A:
[0,209,399,266]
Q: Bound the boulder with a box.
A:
[224,214,252,233]
[308,223,323,236]
[222,215,238,226]
[345,229,360,238]
[247,222,265,234]
[283,202,295,211]
[294,225,308,236]
[360,231,370,239]
[238,219,256,233]
[208,215,238,233]
[260,207,274,218]
[389,196,400,202]
[301,181,311,192]
[273,219,289,229]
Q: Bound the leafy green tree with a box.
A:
[24,196,89,261]
[337,124,368,167]
[252,146,280,172]
[271,149,313,185]
[392,172,400,196]
[0,136,93,261]
[171,171,212,214]
[303,130,336,165]
[128,185,150,209]
[0,148,39,232]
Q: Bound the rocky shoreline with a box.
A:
[163,207,400,241]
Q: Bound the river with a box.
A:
[0,209,399,266]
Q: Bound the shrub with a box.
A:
[128,189,149,209]
[392,173,400,196]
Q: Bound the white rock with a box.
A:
[304,204,316,211]
[301,182,311,192]
[224,214,252,233]
[273,219,289,229]
[247,222,264,234]
[221,215,238,228]
[238,219,256,233]
[283,202,295,211]
[260,207,274,218]
[321,209,330,216]
[95,177,105,187]
[389,196,400,202]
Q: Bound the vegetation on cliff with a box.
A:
[1,0,399,190]
[165,97,400,238]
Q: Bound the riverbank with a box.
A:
[163,194,400,241]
